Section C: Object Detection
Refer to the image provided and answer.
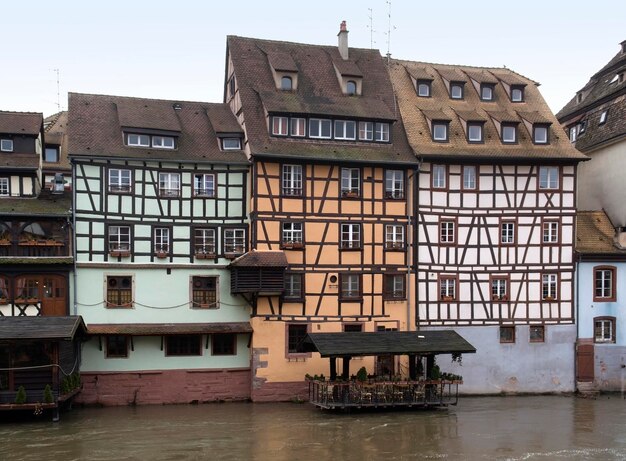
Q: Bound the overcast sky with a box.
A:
[3,0,625,117]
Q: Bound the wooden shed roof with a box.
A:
[86,322,252,336]
[0,316,86,341]
[303,330,476,357]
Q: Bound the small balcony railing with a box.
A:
[0,240,68,257]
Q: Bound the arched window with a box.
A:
[281,76,292,90]
[346,80,357,95]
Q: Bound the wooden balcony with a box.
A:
[0,240,68,258]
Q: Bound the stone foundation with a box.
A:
[76,368,251,406]
[251,380,309,402]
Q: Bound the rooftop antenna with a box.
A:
[385,0,396,64]
[53,68,61,112]
[367,8,376,49]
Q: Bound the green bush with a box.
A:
[15,386,27,404]
[356,367,368,382]
[43,384,54,404]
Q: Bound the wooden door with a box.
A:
[40,276,67,316]
[576,344,594,382]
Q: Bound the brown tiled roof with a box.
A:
[0,111,43,136]
[267,52,298,72]
[454,110,486,122]
[389,59,587,162]
[576,210,626,255]
[86,322,252,336]
[516,111,552,124]
[43,111,71,171]
[463,69,498,84]
[0,195,71,216]
[227,36,417,165]
[405,67,434,81]
[437,68,466,82]
[421,109,450,121]
[67,93,248,164]
[0,155,39,170]
[230,250,288,267]
[206,105,244,134]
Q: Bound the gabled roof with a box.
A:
[0,111,43,136]
[226,35,416,165]
[0,316,86,341]
[576,210,626,256]
[389,59,586,162]
[43,111,71,171]
[67,93,248,164]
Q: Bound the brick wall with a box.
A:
[251,380,309,402]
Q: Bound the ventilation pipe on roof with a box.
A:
[338,20,349,60]
[621,40,626,54]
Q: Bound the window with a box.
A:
[599,110,608,125]
[341,168,360,197]
[439,276,457,301]
[340,274,361,300]
[384,274,406,300]
[491,276,509,301]
[569,125,577,143]
[385,224,405,250]
[501,124,517,143]
[594,266,616,302]
[500,326,515,343]
[578,120,587,135]
[480,84,494,101]
[154,227,170,255]
[511,86,524,102]
[166,335,202,356]
[530,325,545,343]
[309,118,332,139]
[346,80,357,95]
[281,76,292,90]
[374,123,390,142]
[334,120,356,140]
[432,121,449,142]
[272,116,289,136]
[533,125,549,144]
[194,173,216,197]
[284,273,303,300]
[385,170,404,199]
[152,136,175,149]
[0,178,9,196]
[358,121,373,141]
[44,146,59,162]
[542,274,558,301]
[290,118,306,137]
[462,166,477,190]
[0,139,13,152]
[340,223,361,249]
[106,336,129,358]
[542,220,559,244]
[282,222,303,248]
[450,82,464,99]
[344,323,363,332]
[109,169,132,193]
[158,172,181,197]
[106,275,133,307]
[221,138,241,150]
[594,317,615,343]
[212,334,236,355]
[108,226,131,255]
[432,165,447,189]
[191,276,218,308]
[282,164,303,196]
[539,166,559,190]
[287,324,308,354]
[228,75,236,98]
[467,123,483,143]
[194,228,216,257]
[417,80,431,97]
[501,221,515,245]
[224,228,246,255]
[440,219,456,244]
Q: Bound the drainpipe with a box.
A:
[406,170,412,332]
[413,163,421,331]
[71,159,78,316]
[574,253,580,387]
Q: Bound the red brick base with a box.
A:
[76,368,251,406]
[251,380,309,402]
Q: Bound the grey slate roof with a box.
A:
[67,93,248,165]
[0,196,71,217]
[0,315,86,340]
[0,111,43,136]
[304,330,476,357]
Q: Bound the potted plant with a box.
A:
[155,251,168,259]
[15,386,27,404]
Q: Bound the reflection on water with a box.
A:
[1,396,626,460]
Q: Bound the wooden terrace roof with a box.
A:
[0,315,86,341]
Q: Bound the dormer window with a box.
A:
[501,124,517,143]
[127,134,150,147]
[126,133,176,149]
[1,139,13,152]
[480,84,495,101]
[510,86,524,102]
[467,122,484,143]
[346,80,357,96]
[576,92,583,103]
[290,118,306,137]
[272,116,289,136]
[221,138,242,150]
[533,125,549,144]
[374,123,390,142]
[432,121,449,142]
[417,80,431,97]
[450,82,464,99]
[599,110,608,125]
[281,76,293,91]
[309,118,332,139]
[152,136,175,149]
[359,122,373,141]
[44,146,59,163]
[334,120,356,140]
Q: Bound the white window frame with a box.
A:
[595,269,614,299]
[502,125,517,143]
[533,125,548,144]
[221,138,241,150]
[284,273,303,299]
[385,170,404,199]
[543,221,559,244]
[341,223,361,249]
[224,228,246,254]
[341,274,361,299]
[595,318,614,343]
[374,123,390,142]
[127,134,150,147]
[0,177,9,196]
[358,121,373,141]
[152,136,175,149]
[385,224,405,249]
[384,274,405,299]
[501,222,515,244]
[282,222,303,245]
[158,172,181,197]
[341,168,360,196]
[272,116,289,136]
[282,164,303,196]
[108,226,131,252]
[599,110,608,125]
[467,123,483,142]
[417,81,431,97]
[439,277,456,300]
[334,120,356,140]
[539,166,559,190]
[309,118,332,139]
[432,122,448,141]
[440,220,456,244]
[432,165,446,189]
[108,168,132,193]
[346,80,357,95]
[450,83,464,99]
[194,228,216,256]
[44,146,59,163]
[0,139,13,152]
[194,173,216,197]
[462,166,477,190]
[480,84,494,101]
[491,278,508,300]
[154,227,170,254]
[511,87,524,102]
[542,274,558,300]
[290,118,306,137]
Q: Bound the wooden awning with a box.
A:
[303,330,476,358]
[86,322,252,336]
[0,315,86,341]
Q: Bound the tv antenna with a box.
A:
[385,0,396,64]
[367,8,376,49]
[53,68,61,112]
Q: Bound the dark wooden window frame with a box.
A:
[339,223,362,250]
[500,219,517,246]
[190,275,219,309]
[593,266,617,302]
[593,316,616,344]
[283,272,305,302]
[541,218,561,246]
[211,333,236,356]
[285,323,312,358]
[106,275,133,308]
[541,272,559,302]
[339,273,363,302]
[165,335,203,357]
[438,274,459,302]
[499,326,516,343]
[439,217,457,246]
[384,169,406,200]
[383,273,406,301]
[529,325,545,343]
[105,335,129,358]
[490,274,510,302]
[193,173,217,198]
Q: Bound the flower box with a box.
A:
[195,253,216,260]
[282,242,304,250]
[155,251,169,259]
[109,250,130,257]
[441,296,454,302]
[341,191,360,198]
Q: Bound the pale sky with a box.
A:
[3,0,625,117]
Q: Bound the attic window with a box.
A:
[533,125,549,144]
[281,76,293,91]
[0,139,13,152]
[501,124,517,143]
[467,123,484,143]
[127,134,150,147]
[417,80,431,97]
[599,110,608,125]
[221,138,242,150]
[480,84,495,101]
[152,136,175,149]
[45,146,59,162]
[510,86,524,102]
[346,80,357,96]
[450,82,464,99]
[576,93,583,103]
[126,133,176,149]
[432,121,449,142]
[609,74,619,84]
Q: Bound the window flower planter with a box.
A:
[155,251,169,259]
[195,252,216,259]
[282,242,304,250]
[544,296,555,302]
[441,296,454,302]
[341,191,360,198]
[109,250,130,257]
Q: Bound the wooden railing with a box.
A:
[0,241,68,257]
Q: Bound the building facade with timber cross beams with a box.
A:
[225,23,420,401]
[387,54,588,393]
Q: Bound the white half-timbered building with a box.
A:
[388,60,588,393]
[68,93,252,405]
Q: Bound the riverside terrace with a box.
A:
[303,330,476,410]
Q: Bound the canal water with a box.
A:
[1,396,626,460]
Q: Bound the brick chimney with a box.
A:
[338,20,349,60]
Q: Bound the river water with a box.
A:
[1,396,626,460]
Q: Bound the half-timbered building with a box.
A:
[388,59,587,393]
[226,24,419,401]
[67,93,252,405]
